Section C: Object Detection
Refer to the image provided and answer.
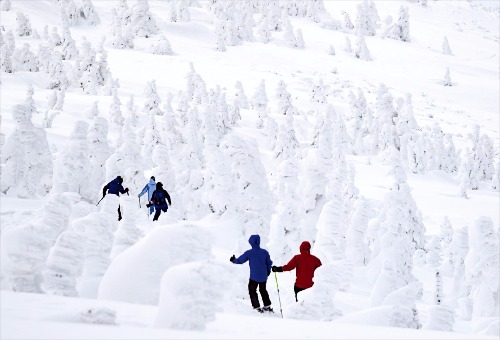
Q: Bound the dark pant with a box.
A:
[248,279,271,309]
[118,205,122,221]
[152,205,168,221]
[294,285,307,302]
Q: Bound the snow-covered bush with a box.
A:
[110,196,143,259]
[129,0,158,38]
[384,6,410,42]
[12,43,38,72]
[98,224,213,305]
[442,36,452,55]
[150,35,173,55]
[443,67,452,86]
[154,261,231,330]
[424,305,455,331]
[16,11,32,36]
[354,34,371,60]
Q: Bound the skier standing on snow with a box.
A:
[230,234,274,313]
[102,176,129,221]
[138,176,156,215]
[272,241,322,301]
[147,182,171,221]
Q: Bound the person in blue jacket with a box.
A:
[138,176,156,215]
[102,176,129,221]
[230,234,274,313]
[147,182,171,221]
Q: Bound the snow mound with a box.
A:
[80,307,116,325]
[98,223,213,305]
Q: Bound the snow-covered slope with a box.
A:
[1,0,498,339]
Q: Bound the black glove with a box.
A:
[146,203,151,208]
[230,255,236,263]
[272,266,283,272]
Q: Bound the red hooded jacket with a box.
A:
[282,241,322,289]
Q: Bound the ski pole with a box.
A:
[96,196,105,206]
[274,272,283,319]
[139,196,141,208]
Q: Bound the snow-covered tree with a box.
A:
[275,79,295,115]
[344,36,352,54]
[16,11,32,36]
[355,2,376,36]
[342,10,354,31]
[274,115,299,161]
[109,89,124,127]
[110,196,143,259]
[465,216,499,319]
[52,121,93,201]
[384,6,410,42]
[1,193,80,292]
[295,28,305,48]
[354,34,371,60]
[442,36,452,55]
[443,67,452,86]
[129,0,158,38]
[80,0,100,25]
[345,197,371,265]
[42,201,96,296]
[1,0,11,11]
[1,104,53,197]
[12,43,38,72]
[143,79,162,116]
[251,79,268,112]
[425,236,442,267]
[439,216,453,250]
[88,117,111,201]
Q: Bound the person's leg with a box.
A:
[248,280,260,309]
[153,207,161,221]
[294,285,306,302]
[258,281,272,307]
[118,205,122,221]
[149,205,154,215]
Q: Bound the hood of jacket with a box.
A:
[300,241,311,255]
[248,234,261,248]
[148,179,156,186]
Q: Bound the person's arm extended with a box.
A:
[232,251,249,264]
[282,256,298,271]
[139,185,148,197]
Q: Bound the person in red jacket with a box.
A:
[271,241,322,301]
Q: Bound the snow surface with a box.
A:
[1,0,499,339]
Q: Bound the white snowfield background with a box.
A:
[0,0,499,339]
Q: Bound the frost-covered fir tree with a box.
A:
[439,216,453,251]
[465,216,499,319]
[354,34,371,60]
[1,104,53,197]
[281,13,297,48]
[425,236,442,267]
[109,89,124,127]
[256,15,271,43]
[274,115,299,161]
[130,0,158,38]
[42,200,96,296]
[344,36,353,55]
[143,79,162,116]
[342,10,354,31]
[442,36,452,55]
[79,196,119,297]
[275,79,295,115]
[80,0,100,25]
[2,0,11,11]
[88,117,111,201]
[355,2,376,36]
[221,134,274,240]
[52,121,93,201]
[61,25,79,60]
[296,28,305,48]
[12,43,38,72]
[16,11,32,36]
[345,197,371,265]
[1,193,80,292]
[314,175,346,262]
[233,81,249,110]
[142,113,162,164]
[251,79,268,112]
[385,6,410,42]
[110,196,143,259]
[310,78,328,103]
[443,67,452,86]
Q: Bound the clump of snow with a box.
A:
[154,260,231,330]
[80,307,116,325]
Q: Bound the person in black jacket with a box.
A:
[102,176,129,221]
[147,182,171,221]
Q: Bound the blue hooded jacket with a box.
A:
[233,235,273,282]
[139,179,156,201]
[103,177,127,196]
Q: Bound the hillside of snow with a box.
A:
[0,0,499,339]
